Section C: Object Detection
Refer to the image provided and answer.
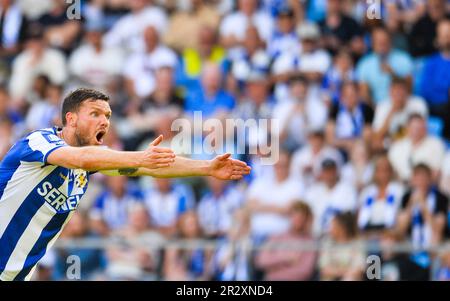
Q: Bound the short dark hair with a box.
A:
[413,163,432,176]
[61,88,109,125]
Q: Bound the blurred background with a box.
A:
[1,0,450,281]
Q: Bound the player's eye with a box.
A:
[91,112,98,117]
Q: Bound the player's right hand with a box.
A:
[141,135,176,169]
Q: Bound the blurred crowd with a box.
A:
[1,0,450,281]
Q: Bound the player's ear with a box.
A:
[66,111,77,127]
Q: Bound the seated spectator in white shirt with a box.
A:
[372,77,428,150]
[340,139,374,192]
[9,24,67,105]
[68,20,124,91]
[357,153,404,238]
[273,75,328,151]
[388,113,446,182]
[197,178,244,239]
[103,0,168,53]
[90,176,144,236]
[305,158,358,238]
[143,178,195,237]
[122,25,178,102]
[219,0,274,59]
[290,130,343,185]
[246,149,305,241]
[325,81,374,156]
[440,151,450,196]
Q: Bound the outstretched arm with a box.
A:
[102,153,252,181]
[47,135,175,171]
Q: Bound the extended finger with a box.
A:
[149,135,163,147]
[152,147,175,153]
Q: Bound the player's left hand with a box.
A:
[209,153,251,180]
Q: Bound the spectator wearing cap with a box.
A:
[304,158,358,237]
[8,24,67,105]
[0,0,28,63]
[326,81,374,156]
[408,0,449,58]
[357,153,404,237]
[122,25,178,103]
[318,0,364,56]
[255,201,317,281]
[163,0,220,53]
[272,22,331,102]
[290,130,343,185]
[273,75,328,150]
[396,163,449,277]
[103,0,168,53]
[419,18,450,140]
[219,0,274,60]
[68,20,124,91]
[89,176,144,237]
[388,113,445,182]
[267,6,299,60]
[142,178,195,238]
[197,178,243,239]
[245,149,305,241]
[356,26,413,104]
[372,76,428,150]
[184,62,235,118]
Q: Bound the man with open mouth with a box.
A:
[0,88,251,281]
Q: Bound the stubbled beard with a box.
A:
[74,128,90,146]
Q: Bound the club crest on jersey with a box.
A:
[74,169,87,188]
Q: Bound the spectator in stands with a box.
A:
[388,114,445,182]
[36,0,82,54]
[163,211,213,280]
[164,0,220,53]
[212,208,252,281]
[246,149,305,241]
[106,203,163,280]
[318,212,366,280]
[103,0,168,53]
[409,0,449,58]
[90,176,144,236]
[68,19,124,91]
[143,178,195,238]
[219,0,274,59]
[340,139,374,193]
[290,130,343,185]
[197,178,243,239]
[123,25,177,104]
[305,158,358,237]
[357,153,404,237]
[55,211,105,280]
[322,50,356,105]
[0,0,28,64]
[0,85,23,134]
[419,18,450,140]
[440,151,450,196]
[356,26,413,104]
[255,201,317,281]
[25,82,62,131]
[9,24,67,106]
[397,163,449,249]
[184,62,235,118]
[435,245,450,280]
[325,81,374,156]
[372,76,428,150]
[319,0,364,56]
[176,25,225,89]
[0,118,13,159]
[267,6,299,60]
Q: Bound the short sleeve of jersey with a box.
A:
[25,130,67,165]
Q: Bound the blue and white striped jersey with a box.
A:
[0,127,90,281]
